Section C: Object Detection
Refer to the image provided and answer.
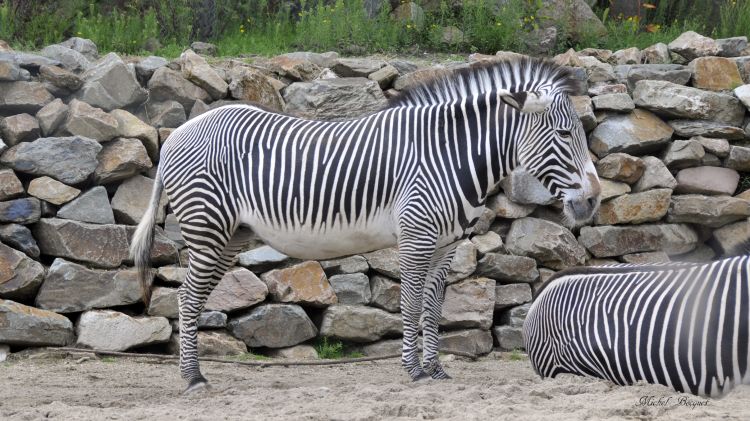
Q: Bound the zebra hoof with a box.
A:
[183,377,211,395]
[411,371,431,382]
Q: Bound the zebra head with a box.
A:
[502,89,601,226]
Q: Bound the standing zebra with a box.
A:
[524,251,750,398]
[131,58,601,393]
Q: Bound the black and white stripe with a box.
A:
[525,256,750,397]
[131,58,600,392]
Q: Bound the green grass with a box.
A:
[2,0,749,58]
[314,337,363,359]
[100,356,117,363]
[509,349,527,361]
[227,352,270,361]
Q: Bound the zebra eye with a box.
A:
[556,129,572,138]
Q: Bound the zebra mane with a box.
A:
[387,57,577,108]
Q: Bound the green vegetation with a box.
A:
[227,352,270,361]
[0,0,749,58]
[100,356,117,363]
[314,337,363,359]
[509,349,526,361]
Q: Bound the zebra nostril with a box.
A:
[587,197,597,209]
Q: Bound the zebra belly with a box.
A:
[241,213,399,260]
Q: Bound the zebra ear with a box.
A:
[499,90,552,113]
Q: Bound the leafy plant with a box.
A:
[314,337,363,359]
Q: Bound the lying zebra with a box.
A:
[524,245,750,397]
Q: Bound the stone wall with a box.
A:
[1,31,750,360]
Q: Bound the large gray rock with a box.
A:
[260,261,337,307]
[363,247,400,278]
[668,120,746,140]
[0,135,101,184]
[57,99,118,142]
[36,259,143,313]
[146,287,178,318]
[0,300,74,346]
[168,330,247,356]
[499,168,554,205]
[632,156,677,192]
[57,186,115,224]
[76,310,170,351]
[505,218,586,267]
[0,198,41,224]
[674,166,739,195]
[633,80,745,126]
[111,175,168,224]
[0,113,39,145]
[493,325,525,351]
[614,64,692,91]
[594,189,672,225]
[135,56,168,82]
[283,78,387,121]
[319,304,402,342]
[59,37,98,61]
[33,218,129,268]
[0,242,44,301]
[40,44,90,73]
[35,99,68,136]
[694,136,730,158]
[495,284,532,310]
[237,245,290,270]
[156,266,188,285]
[589,109,673,157]
[471,231,504,255]
[144,100,186,128]
[579,224,699,257]
[0,81,54,114]
[599,179,631,201]
[439,328,493,357]
[662,139,705,170]
[570,95,597,132]
[277,51,339,69]
[591,93,634,112]
[205,268,268,313]
[76,53,147,111]
[640,43,670,64]
[110,109,159,161]
[179,49,227,100]
[727,146,750,172]
[94,138,152,184]
[668,31,719,60]
[499,302,531,328]
[712,218,750,254]
[717,36,748,57]
[474,253,539,284]
[328,273,371,305]
[148,67,211,112]
[0,224,39,258]
[0,52,61,72]
[319,255,369,275]
[446,239,477,282]
[369,275,401,313]
[228,304,317,348]
[440,278,495,330]
[332,58,386,77]
[0,61,30,82]
[667,195,750,228]
[198,311,227,329]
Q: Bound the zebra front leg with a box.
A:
[421,245,456,380]
[398,226,437,381]
[179,227,251,394]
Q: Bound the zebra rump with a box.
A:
[524,252,750,398]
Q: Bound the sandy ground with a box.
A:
[1,352,750,421]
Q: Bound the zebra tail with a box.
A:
[129,172,164,307]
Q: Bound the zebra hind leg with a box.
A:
[179,226,251,394]
[421,245,456,380]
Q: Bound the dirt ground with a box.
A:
[1,352,750,421]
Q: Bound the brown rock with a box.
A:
[621,251,670,264]
[27,176,80,205]
[595,189,672,225]
[94,138,152,184]
[595,153,644,184]
[110,109,159,161]
[689,57,743,91]
[261,261,337,307]
[111,175,168,224]
[58,99,119,141]
[267,56,322,81]
[369,275,400,313]
[33,218,129,268]
[0,242,45,301]
[228,67,284,111]
[0,169,24,201]
[205,268,268,313]
[0,81,54,114]
[0,113,39,145]
[440,277,496,330]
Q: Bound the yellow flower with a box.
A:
[77,32,82,35]
[495,22,501,26]
[240,28,245,33]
